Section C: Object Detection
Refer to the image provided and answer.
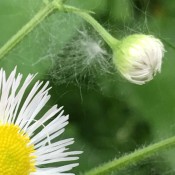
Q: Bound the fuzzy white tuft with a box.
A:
[50,29,112,85]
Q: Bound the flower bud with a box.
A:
[113,34,165,85]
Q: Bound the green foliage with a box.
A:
[1,0,175,174]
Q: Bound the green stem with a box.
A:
[74,12,119,49]
[84,136,175,175]
[0,2,56,59]
[54,2,119,49]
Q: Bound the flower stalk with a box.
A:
[53,2,119,49]
[64,5,119,48]
[84,136,175,175]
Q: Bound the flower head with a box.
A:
[0,67,82,175]
[113,34,165,85]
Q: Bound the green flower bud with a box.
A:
[113,34,165,85]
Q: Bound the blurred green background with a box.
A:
[1,0,175,174]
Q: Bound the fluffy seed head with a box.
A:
[113,34,165,85]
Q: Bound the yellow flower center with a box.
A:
[0,124,36,175]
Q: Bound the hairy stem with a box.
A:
[0,2,56,59]
[83,136,175,175]
[53,2,119,49]
[72,10,119,48]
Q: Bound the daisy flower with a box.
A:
[0,67,82,175]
